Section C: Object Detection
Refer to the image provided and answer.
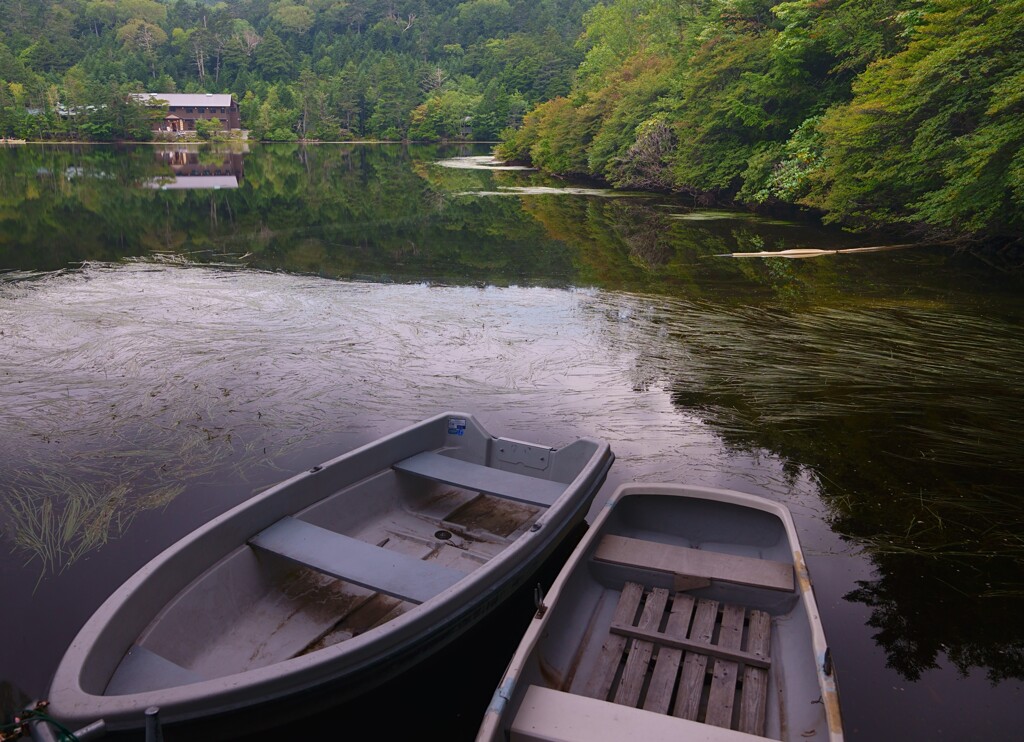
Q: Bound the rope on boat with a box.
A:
[0,702,80,742]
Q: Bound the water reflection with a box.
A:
[2,143,1023,737]
[149,145,247,190]
[646,297,1024,684]
[0,143,882,290]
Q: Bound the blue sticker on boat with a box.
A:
[448,417,467,436]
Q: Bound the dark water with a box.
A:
[1,143,1022,740]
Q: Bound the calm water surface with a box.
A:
[1,144,1022,740]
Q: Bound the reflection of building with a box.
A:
[148,148,246,190]
[134,93,241,132]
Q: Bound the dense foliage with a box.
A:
[498,0,1024,240]
[2,0,1020,240]
[0,0,595,141]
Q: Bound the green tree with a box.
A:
[194,116,222,140]
[810,0,1024,236]
[117,19,168,78]
[365,55,417,139]
[0,39,33,85]
[457,0,513,42]
[271,2,316,37]
[665,1,793,194]
[250,84,299,140]
[78,82,156,141]
[254,29,294,82]
[408,88,482,141]
[331,61,364,136]
[585,52,674,180]
[115,0,166,25]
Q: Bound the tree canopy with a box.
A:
[497,0,1024,242]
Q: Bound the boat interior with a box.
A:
[103,439,597,695]
[507,494,829,741]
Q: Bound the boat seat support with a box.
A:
[248,517,465,604]
[393,451,566,508]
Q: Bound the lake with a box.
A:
[1,142,1022,740]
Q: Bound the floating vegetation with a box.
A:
[718,244,919,259]
[0,269,67,284]
[2,261,1022,598]
[669,210,797,225]
[1,402,291,586]
[434,156,534,171]
[626,296,1024,588]
[454,186,641,197]
[121,250,253,267]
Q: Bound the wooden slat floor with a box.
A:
[580,582,772,737]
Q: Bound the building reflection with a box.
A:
[148,146,247,190]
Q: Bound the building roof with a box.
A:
[135,93,235,107]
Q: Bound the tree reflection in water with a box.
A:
[2,142,1023,699]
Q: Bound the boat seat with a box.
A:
[393,451,566,508]
[105,645,204,695]
[592,534,794,592]
[511,685,760,742]
[248,517,466,604]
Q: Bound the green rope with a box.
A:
[0,707,79,742]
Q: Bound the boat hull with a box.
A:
[47,412,613,733]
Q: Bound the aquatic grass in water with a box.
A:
[605,296,1024,584]
[1,265,661,578]
[0,266,351,579]
[6,475,184,584]
[2,262,1022,592]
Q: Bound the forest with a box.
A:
[497,0,1023,243]
[0,0,1021,243]
[0,0,594,142]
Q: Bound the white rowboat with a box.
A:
[477,483,843,742]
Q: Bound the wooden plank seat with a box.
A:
[248,516,466,604]
[511,685,762,742]
[580,582,772,737]
[593,534,794,592]
[393,451,567,508]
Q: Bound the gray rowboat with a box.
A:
[47,412,614,734]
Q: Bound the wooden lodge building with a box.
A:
[134,93,241,133]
